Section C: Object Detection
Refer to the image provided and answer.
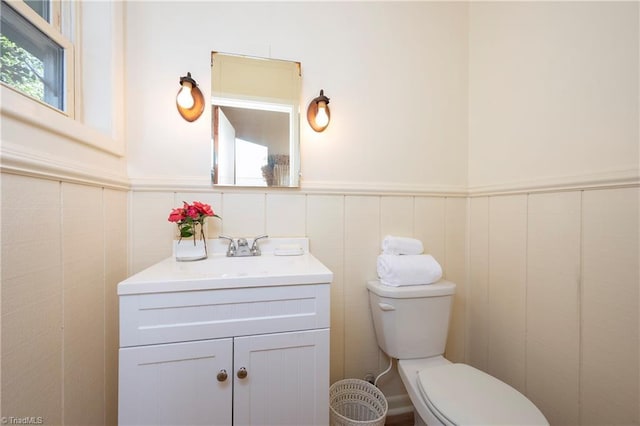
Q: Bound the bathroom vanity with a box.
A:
[117,238,332,426]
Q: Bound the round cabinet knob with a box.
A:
[237,367,248,379]
[216,370,228,382]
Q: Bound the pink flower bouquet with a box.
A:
[168,201,221,241]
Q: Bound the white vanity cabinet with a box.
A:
[118,242,332,426]
[119,338,234,425]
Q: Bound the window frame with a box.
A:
[1,0,75,117]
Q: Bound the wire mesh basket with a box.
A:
[329,379,388,426]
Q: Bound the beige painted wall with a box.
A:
[1,173,128,425]
[124,1,469,192]
[467,2,639,425]
[468,2,639,190]
[468,189,639,425]
[1,3,127,424]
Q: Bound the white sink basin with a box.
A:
[118,238,333,295]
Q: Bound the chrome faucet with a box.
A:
[219,235,268,257]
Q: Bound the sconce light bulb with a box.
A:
[307,89,330,132]
[315,102,329,128]
[177,82,195,109]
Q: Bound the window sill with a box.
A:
[0,85,125,158]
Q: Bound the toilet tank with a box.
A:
[367,280,456,359]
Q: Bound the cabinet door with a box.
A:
[233,329,330,426]
[119,338,233,426]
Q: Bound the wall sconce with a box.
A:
[176,72,205,122]
[307,89,330,132]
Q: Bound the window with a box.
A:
[0,0,74,114]
[24,0,51,21]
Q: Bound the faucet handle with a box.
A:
[219,235,237,256]
[219,235,235,244]
[251,235,269,255]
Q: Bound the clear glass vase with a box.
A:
[174,221,208,261]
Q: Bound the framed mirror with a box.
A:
[211,52,302,187]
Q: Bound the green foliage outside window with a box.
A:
[0,34,45,100]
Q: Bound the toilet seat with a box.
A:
[417,363,548,425]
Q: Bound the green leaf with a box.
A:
[180,224,194,238]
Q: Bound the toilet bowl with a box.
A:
[367,280,548,426]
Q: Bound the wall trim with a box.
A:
[129,176,470,197]
[128,176,214,192]
[300,180,469,197]
[1,146,129,190]
[468,168,639,197]
[7,166,635,196]
[130,170,639,197]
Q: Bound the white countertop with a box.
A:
[118,238,333,295]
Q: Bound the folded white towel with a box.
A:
[377,254,443,286]
[381,235,424,255]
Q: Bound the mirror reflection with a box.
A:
[211,52,301,187]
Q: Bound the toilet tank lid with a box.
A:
[366,280,455,298]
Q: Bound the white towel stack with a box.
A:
[377,236,442,286]
[381,235,424,255]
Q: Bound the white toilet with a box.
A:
[367,280,549,426]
